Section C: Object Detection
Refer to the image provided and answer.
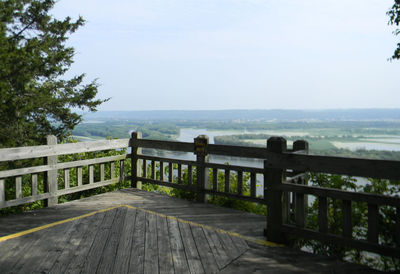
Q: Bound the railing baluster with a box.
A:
[168,162,173,183]
[250,172,256,198]
[120,160,125,182]
[342,200,352,238]
[188,165,192,185]
[89,165,94,184]
[178,164,182,184]
[160,161,164,181]
[110,163,115,180]
[142,160,147,178]
[31,174,38,196]
[64,169,70,189]
[0,179,5,204]
[238,170,243,195]
[295,192,305,228]
[213,168,218,191]
[16,176,22,199]
[225,169,230,193]
[367,203,378,243]
[77,167,83,185]
[100,164,105,182]
[151,160,155,180]
[396,207,400,246]
[318,196,328,233]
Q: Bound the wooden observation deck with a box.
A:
[0,132,399,273]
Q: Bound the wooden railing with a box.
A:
[0,132,399,257]
[0,136,130,208]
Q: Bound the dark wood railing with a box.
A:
[0,132,399,257]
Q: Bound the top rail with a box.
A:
[136,139,400,180]
[267,152,400,181]
[0,139,130,162]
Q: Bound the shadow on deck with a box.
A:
[0,189,379,273]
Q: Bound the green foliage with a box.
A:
[207,168,267,215]
[0,0,106,147]
[388,0,400,60]
[298,173,400,271]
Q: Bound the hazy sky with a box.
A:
[52,0,400,111]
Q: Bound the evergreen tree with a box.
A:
[0,0,107,147]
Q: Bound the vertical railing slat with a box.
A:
[168,162,173,183]
[295,192,305,228]
[77,167,83,186]
[396,207,400,246]
[110,163,115,180]
[178,164,182,184]
[64,169,70,189]
[160,161,164,181]
[0,179,5,204]
[213,168,218,191]
[120,160,125,182]
[142,160,147,178]
[16,176,22,199]
[367,203,378,243]
[250,172,256,198]
[342,200,352,238]
[100,164,105,182]
[237,171,243,196]
[188,165,192,185]
[89,165,94,184]
[224,169,230,193]
[31,174,38,196]
[151,160,156,180]
[318,196,328,233]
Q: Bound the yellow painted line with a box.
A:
[0,205,124,243]
[124,204,283,247]
[0,204,283,248]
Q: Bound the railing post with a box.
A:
[131,131,142,189]
[44,135,58,207]
[264,136,287,243]
[293,140,309,227]
[194,135,209,203]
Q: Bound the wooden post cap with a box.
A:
[267,137,287,153]
[293,140,309,151]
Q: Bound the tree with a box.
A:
[0,0,107,148]
[388,0,400,60]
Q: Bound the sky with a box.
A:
[52,0,400,111]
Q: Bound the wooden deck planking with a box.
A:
[63,212,107,273]
[191,226,220,273]
[0,189,381,273]
[144,212,159,274]
[129,210,146,274]
[13,221,77,274]
[156,214,174,274]
[96,207,127,274]
[168,217,191,273]
[47,215,97,273]
[112,208,137,274]
[202,228,230,269]
[179,221,205,274]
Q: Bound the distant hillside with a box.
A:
[81,109,400,122]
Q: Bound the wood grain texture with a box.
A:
[0,138,129,162]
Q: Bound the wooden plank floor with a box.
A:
[0,189,380,273]
[0,206,248,273]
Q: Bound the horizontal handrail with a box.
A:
[279,182,400,207]
[0,139,129,162]
[267,152,400,180]
[0,154,127,179]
